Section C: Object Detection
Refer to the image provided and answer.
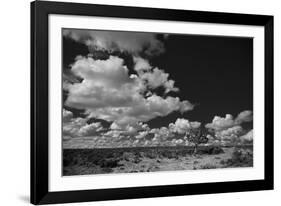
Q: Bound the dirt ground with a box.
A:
[113,147,243,172]
[63,146,253,175]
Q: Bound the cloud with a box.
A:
[110,122,122,130]
[235,110,253,124]
[205,110,253,145]
[133,56,152,72]
[63,109,73,122]
[103,130,123,139]
[63,117,86,137]
[138,122,150,131]
[171,138,184,145]
[138,68,179,93]
[63,29,165,56]
[130,118,201,147]
[64,121,192,148]
[169,118,201,134]
[205,110,253,131]
[62,111,104,138]
[216,125,243,141]
[62,135,72,141]
[133,57,179,93]
[135,131,149,139]
[240,129,253,143]
[78,122,104,136]
[150,127,171,141]
[106,122,150,140]
[205,114,235,131]
[70,117,203,147]
[123,125,138,135]
[70,55,132,89]
[65,55,194,127]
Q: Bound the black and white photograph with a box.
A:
[27,1,274,204]
[62,28,254,176]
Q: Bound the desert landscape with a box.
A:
[62,29,254,176]
[63,145,253,176]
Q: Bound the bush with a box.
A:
[207,146,224,154]
[161,151,177,159]
[195,146,224,155]
[145,151,158,159]
[99,158,120,168]
[122,152,135,161]
[222,148,253,167]
[199,163,218,169]
[101,167,114,173]
[63,158,71,167]
[193,160,199,164]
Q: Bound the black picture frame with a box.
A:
[31,0,274,205]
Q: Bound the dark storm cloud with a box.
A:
[63,29,165,56]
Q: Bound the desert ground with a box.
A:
[63,145,253,176]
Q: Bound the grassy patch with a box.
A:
[62,146,226,175]
[220,148,253,167]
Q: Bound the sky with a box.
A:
[62,28,253,148]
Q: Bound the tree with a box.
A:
[186,127,208,155]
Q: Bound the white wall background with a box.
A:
[0,0,279,205]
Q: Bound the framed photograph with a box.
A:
[31,0,274,204]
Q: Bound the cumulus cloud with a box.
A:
[130,118,201,147]
[150,127,171,141]
[103,130,123,139]
[205,111,253,145]
[133,57,179,93]
[83,118,196,148]
[138,68,179,93]
[240,129,253,143]
[105,122,150,141]
[78,122,104,136]
[235,110,253,124]
[65,55,194,127]
[138,122,150,131]
[133,56,152,72]
[172,139,184,145]
[62,110,104,138]
[169,118,201,134]
[216,125,243,141]
[63,117,86,137]
[205,114,235,131]
[135,131,149,139]
[63,135,72,141]
[205,110,253,131]
[63,109,73,122]
[110,122,122,130]
[63,29,165,56]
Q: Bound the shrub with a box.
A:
[222,148,253,167]
[99,158,120,168]
[145,151,158,159]
[63,158,71,167]
[101,167,113,173]
[161,151,177,159]
[122,152,135,161]
[133,158,141,164]
[207,146,224,155]
[195,146,224,155]
[199,163,218,169]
